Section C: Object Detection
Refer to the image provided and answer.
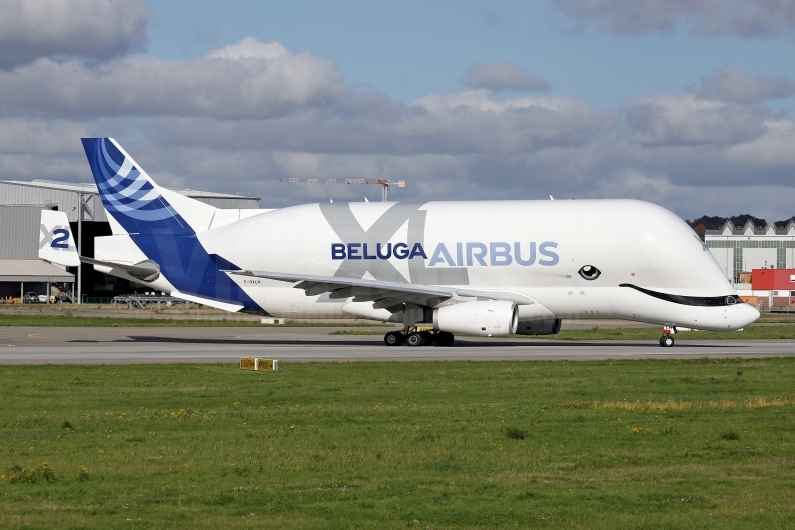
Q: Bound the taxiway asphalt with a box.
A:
[0,326,794,364]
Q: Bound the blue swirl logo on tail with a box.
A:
[80,137,261,312]
[82,138,180,226]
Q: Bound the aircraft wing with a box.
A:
[230,270,535,308]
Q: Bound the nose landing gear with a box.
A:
[659,326,675,347]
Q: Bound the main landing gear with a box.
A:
[384,331,404,346]
[383,328,454,347]
[659,326,675,347]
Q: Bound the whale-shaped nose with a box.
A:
[730,303,760,330]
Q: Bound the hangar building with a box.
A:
[705,219,795,284]
[0,180,260,303]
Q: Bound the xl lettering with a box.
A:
[320,202,469,286]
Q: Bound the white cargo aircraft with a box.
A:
[39,138,759,347]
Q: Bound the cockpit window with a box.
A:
[620,284,743,307]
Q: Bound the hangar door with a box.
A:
[742,247,777,272]
[708,247,733,280]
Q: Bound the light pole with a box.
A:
[77,191,82,304]
[76,190,95,304]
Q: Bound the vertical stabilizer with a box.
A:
[39,210,79,267]
[80,137,259,311]
[80,138,216,235]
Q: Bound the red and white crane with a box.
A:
[279,178,407,202]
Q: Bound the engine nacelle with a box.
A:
[433,300,518,336]
[515,318,562,335]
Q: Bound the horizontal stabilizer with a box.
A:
[81,257,160,282]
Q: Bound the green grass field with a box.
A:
[2,360,795,528]
[0,314,390,328]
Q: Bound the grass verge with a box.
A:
[0,314,391,328]
[1,360,795,528]
[553,325,795,341]
[331,326,795,340]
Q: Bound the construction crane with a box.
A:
[279,178,407,202]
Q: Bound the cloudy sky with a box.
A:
[1,0,794,220]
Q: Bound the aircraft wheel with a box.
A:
[660,335,674,347]
[420,331,433,346]
[384,331,404,346]
[406,332,423,347]
[436,331,454,346]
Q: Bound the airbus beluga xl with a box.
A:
[39,138,759,347]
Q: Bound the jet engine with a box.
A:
[433,300,518,336]
[515,318,562,335]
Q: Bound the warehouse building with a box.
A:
[744,267,795,311]
[705,220,795,310]
[705,219,795,284]
[0,179,260,303]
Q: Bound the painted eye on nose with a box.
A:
[578,265,601,280]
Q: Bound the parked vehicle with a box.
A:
[23,292,38,303]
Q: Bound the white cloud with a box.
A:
[206,36,291,60]
[554,0,795,38]
[0,37,793,222]
[695,64,795,103]
[0,119,95,155]
[0,0,149,69]
[463,62,551,91]
[591,171,795,221]
[624,94,769,145]
[0,38,345,119]
[727,119,795,166]
[139,91,615,160]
